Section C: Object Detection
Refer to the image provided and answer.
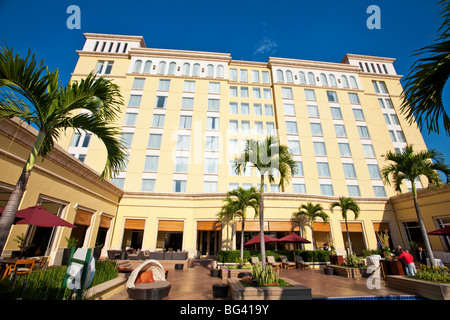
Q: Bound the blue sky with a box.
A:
[0,0,449,168]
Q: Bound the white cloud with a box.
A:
[253,37,278,57]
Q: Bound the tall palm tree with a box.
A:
[400,0,450,135]
[0,47,127,255]
[218,187,259,262]
[234,135,297,267]
[330,196,360,256]
[381,144,450,267]
[293,202,329,250]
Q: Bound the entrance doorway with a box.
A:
[197,221,221,257]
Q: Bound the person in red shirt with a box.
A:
[398,250,416,276]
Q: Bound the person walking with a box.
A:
[417,247,428,266]
[398,250,417,276]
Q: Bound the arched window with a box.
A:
[168,62,176,75]
[133,60,142,73]
[320,73,328,86]
[308,72,315,85]
[286,70,293,82]
[276,69,284,82]
[341,75,349,88]
[207,64,214,77]
[182,63,190,76]
[143,60,152,73]
[329,74,337,87]
[158,61,166,74]
[298,71,306,84]
[217,65,224,78]
[192,63,200,76]
[350,76,358,89]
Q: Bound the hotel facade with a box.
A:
[1,33,449,265]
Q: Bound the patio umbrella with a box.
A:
[278,233,311,244]
[244,233,279,246]
[427,226,450,236]
[15,205,76,228]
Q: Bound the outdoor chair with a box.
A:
[280,256,295,269]
[31,256,49,270]
[2,259,35,279]
[250,257,261,265]
[126,260,171,300]
[294,255,309,269]
[266,256,281,269]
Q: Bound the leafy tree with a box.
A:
[234,135,296,268]
[330,196,360,256]
[293,202,329,250]
[0,47,127,254]
[381,144,450,266]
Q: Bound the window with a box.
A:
[209,82,220,94]
[229,68,237,81]
[148,134,162,149]
[343,163,357,178]
[179,115,192,129]
[307,72,315,85]
[373,80,388,94]
[298,71,306,84]
[255,121,264,134]
[158,79,170,91]
[217,65,224,78]
[141,179,156,192]
[123,113,138,127]
[174,157,189,173]
[204,158,218,174]
[320,73,328,86]
[293,184,306,193]
[271,184,281,192]
[263,88,272,99]
[207,99,220,111]
[157,61,166,74]
[353,109,365,121]
[203,181,218,192]
[349,76,358,89]
[288,140,301,155]
[283,103,296,116]
[155,96,168,108]
[397,131,406,142]
[362,144,376,158]
[347,185,361,197]
[132,78,145,90]
[205,136,219,151]
[176,135,191,150]
[310,123,323,136]
[229,183,239,191]
[229,86,238,97]
[314,142,327,156]
[389,130,397,142]
[168,62,176,75]
[120,132,134,148]
[262,71,270,83]
[286,70,293,82]
[173,180,186,192]
[111,178,125,189]
[229,139,239,154]
[240,87,249,98]
[181,97,194,110]
[252,88,261,99]
[373,186,387,197]
[378,98,386,109]
[265,104,273,116]
[327,91,338,102]
[152,114,165,128]
[241,103,250,115]
[183,80,195,92]
[281,87,293,99]
[317,162,331,177]
[229,120,238,133]
[193,64,200,76]
[334,124,347,137]
[390,114,400,125]
[338,143,352,157]
[241,121,250,133]
[252,70,260,83]
[144,155,159,171]
[320,184,334,196]
[357,126,370,139]
[385,98,394,109]
[341,75,349,87]
[229,102,238,114]
[182,63,190,76]
[368,164,381,179]
[330,107,343,119]
[143,61,152,73]
[240,69,248,82]
[286,121,298,134]
[128,95,142,107]
[329,74,337,87]
[133,60,142,73]
[70,132,81,147]
[294,161,304,177]
[348,93,360,104]
[304,89,316,101]
[207,117,219,130]
[307,105,319,118]
[253,104,262,116]
[266,122,275,135]
[276,70,284,82]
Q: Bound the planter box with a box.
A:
[386,275,450,300]
[220,266,252,279]
[329,265,369,279]
[228,277,312,300]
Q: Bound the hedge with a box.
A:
[218,249,331,263]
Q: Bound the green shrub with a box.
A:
[217,249,331,263]
[251,264,280,286]
[413,265,450,283]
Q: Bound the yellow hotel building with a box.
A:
[1,33,449,265]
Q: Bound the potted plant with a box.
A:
[62,236,78,265]
[93,243,103,260]
[13,233,34,258]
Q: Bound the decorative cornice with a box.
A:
[358,72,403,81]
[129,48,231,63]
[76,50,130,59]
[268,57,361,73]
[341,53,396,64]
[83,33,146,47]
[230,60,269,68]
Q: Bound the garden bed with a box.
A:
[386,275,450,300]
[228,277,311,300]
[220,266,252,279]
[329,265,369,279]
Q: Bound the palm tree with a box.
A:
[330,196,360,256]
[234,135,297,268]
[400,0,450,135]
[0,47,127,255]
[218,187,259,263]
[293,202,329,250]
[381,144,450,267]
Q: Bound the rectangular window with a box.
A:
[334,124,347,137]
[81,133,92,148]
[373,185,387,197]
[229,183,239,191]
[241,121,250,133]
[173,180,187,192]
[378,98,386,109]
[181,97,194,110]
[266,122,275,135]
[253,104,262,116]
[155,96,168,108]
[252,88,261,99]
[373,80,388,94]
[385,98,394,109]
[229,139,239,154]
[389,130,397,142]
[283,103,296,116]
[320,184,334,196]
[330,107,343,119]
[203,181,218,192]
[310,123,323,136]
[208,99,220,111]
[384,114,392,125]
[397,131,406,142]
[338,143,352,157]
[304,89,316,101]
[141,179,156,192]
[282,87,293,99]
[286,121,298,134]
[148,134,162,149]
[111,178,125,189]
[347,185,361,197]
[183,80,196,92]
[229,161,238,176]
[252,70,260,83]
[343,163,357,178]
[262,71,270,83]
[209,82,220,94]
[207,117,219,130]
[132,78,145,90]
[263,88,272,99]
[368,164,381,179]
[317,162,331,177]
[158,79,170,91]
[229,86,238,97]
[144,155,159,171]
[327,91,338,102]
[357,126,370,139]
[390,114,400,125]
[240,87,249,98]
[293,184,306,193]
[293,161,304,177]
[362,144,376,158]
[176,135,191,150]
[288,140,301,155]
[240,69,248,82]
[120,132,134,148]
[174,157,189,173]
[255,121,264,134]
[123,113,138,127]
[348,93,360,104]
[204,158,218,174]
[70,132,81,147]
[129,95,142,107]
[353,109,365,121]
[229,69,237,81]
[313,141,327,156]
[241,103,250,115]
[229,120,238,133]
[307,105,319,118]
[205,136,219,151]
[152,114,165,128]
[265,104,273,116]
[229,102,238,114]
[179,115,192,129]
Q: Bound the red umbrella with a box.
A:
[428,226,450,236]
[15,205,76,228]
[278,233,311,244]
[244,233,279,246]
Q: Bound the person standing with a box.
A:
[398,250,417,276]
[417,247,427,265]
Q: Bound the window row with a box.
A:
[282,87,360,105]
[359,62,390,75]
[93,41,128,54]
[229,86,272,99]
[276,70,359,89]
[229,103,273,116]
[229,68,270,84]
[132,60,225,78]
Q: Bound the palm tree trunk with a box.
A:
[0,131,46,255]
[345,218,353,256]
[231,220,236,251]
[310,220,316,250]
[240,218,245,263]
[412,184,436,267]
[259,174,266,268]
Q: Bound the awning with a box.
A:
[124,219,146,230]
[197,221,222,231]
[158,220,184,232]
[340,222,363,232]
[74,209,93,226]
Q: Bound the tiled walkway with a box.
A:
[108,261,415,300]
